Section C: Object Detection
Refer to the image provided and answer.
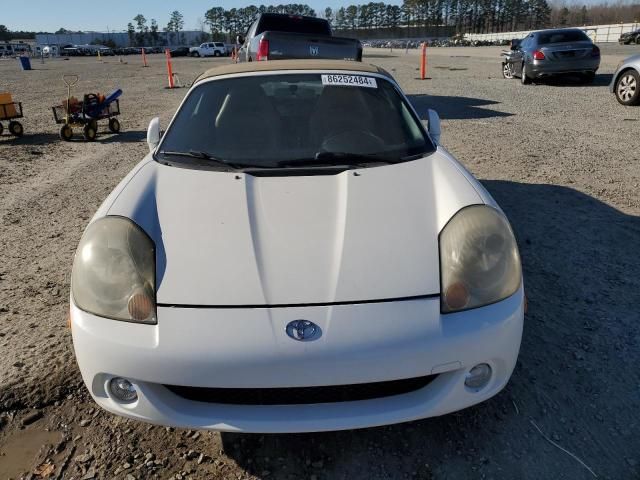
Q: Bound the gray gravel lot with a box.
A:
[0,44,639,479]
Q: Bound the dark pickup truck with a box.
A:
[237,13,362,62]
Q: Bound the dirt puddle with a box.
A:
[0,428,61,479]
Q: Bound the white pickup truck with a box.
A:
[189,42,227,57]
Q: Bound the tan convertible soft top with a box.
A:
[195,60,392,83]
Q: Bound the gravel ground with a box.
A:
[0,44,639,480]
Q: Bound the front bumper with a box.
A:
[71,289,524,433]
[530,58,600,77]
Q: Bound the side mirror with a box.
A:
[236,35,245,45]
[427,109,441,145]
[147,117,161,153]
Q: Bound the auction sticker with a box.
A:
[321,74,377,88]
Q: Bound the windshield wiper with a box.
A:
[277,151,395,167]
[159,150,250,170]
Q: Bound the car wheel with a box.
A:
[521,64,532,84]
[0,123,4,136]
[214,51,220,57]
[502,62,514,79]
[88,119,98,132]
[8,120,23,137]
[615,69,640,106]
[108,118,121,133]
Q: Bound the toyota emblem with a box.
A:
[286,320,321,341]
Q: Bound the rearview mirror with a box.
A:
[427,109,441,145]
[147,117,161,153]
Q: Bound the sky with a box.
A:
[2,0,395,33]
[3,0,618,32]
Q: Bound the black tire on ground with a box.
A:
[108,118,121,133]
[83,124,97,141]
[88,119,98,132]
[192,52,200,57]
[214,51,220,57]
[0,123,3,136]
[59,124,73,141]
[8,121,23,137]
[615,69,640,106]
[521,64,532,85]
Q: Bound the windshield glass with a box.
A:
[538,30,590,45]
[158,73,434,168]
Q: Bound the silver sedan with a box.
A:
[503,28,600,84]
[610,54,640,106]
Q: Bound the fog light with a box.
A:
[109,377,138,402]
[464,363,492,389]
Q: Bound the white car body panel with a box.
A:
[71,287,523,433]
[105,150,482,306]
[71,65,524,433]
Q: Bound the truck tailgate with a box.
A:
[263,32,362,61]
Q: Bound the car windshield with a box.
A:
[158,73,434,169]
[538,30,590,45]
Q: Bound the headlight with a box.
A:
[440,205,521,313]
[72,217,156,323]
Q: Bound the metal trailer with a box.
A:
[51,75,122,141]
[0,101,25,137]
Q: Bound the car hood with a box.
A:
[104,150,484,306]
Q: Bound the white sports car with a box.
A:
[70,60,524,433]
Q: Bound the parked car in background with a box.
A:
[98,47,114,56]
[61,47,83,57]
[0,44,14,57]
[502,28,600,84]
[169,46,191,57]
[619,29,640,45]
[237,13,362,62]
[12,43,31,55]
[190,42,227,57]
[69,59,524,433]
[610,54,640,106]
